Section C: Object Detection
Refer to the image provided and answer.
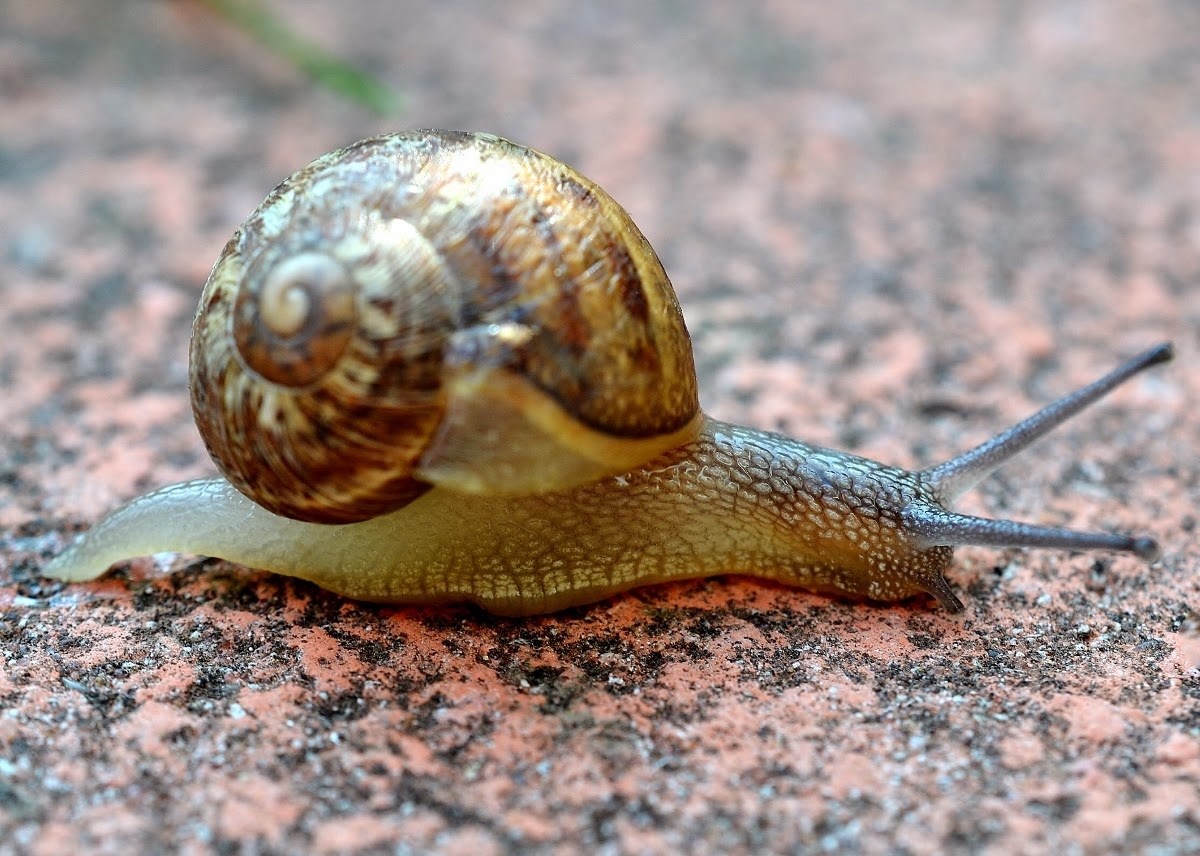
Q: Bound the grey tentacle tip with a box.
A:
[1131,536,1161,563]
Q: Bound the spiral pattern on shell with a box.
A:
[190,130,699,523]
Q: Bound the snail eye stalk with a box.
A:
[906,343,1173,559]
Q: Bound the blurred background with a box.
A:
[3,2,1196,483]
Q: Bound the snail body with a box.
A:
[42,419,956,615]
[45,130,1171,615]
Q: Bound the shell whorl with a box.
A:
[190,131,698,523]
[232,251,357,387]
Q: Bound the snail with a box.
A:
[44,129,1172,616]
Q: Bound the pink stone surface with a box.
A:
[1,0,1198,852]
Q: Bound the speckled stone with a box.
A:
[1,1,1197,853]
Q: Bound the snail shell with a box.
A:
[192,131,700,523]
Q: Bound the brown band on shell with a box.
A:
[499,144,697,438]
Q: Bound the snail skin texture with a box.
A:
[45,130,1172,616]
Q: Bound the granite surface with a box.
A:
[1,1,1198,853]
